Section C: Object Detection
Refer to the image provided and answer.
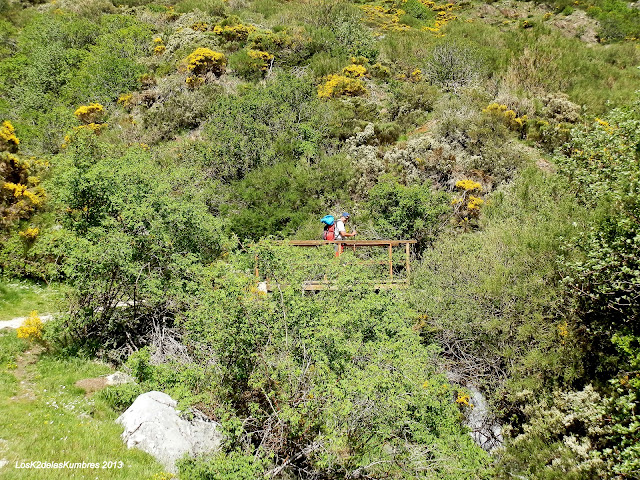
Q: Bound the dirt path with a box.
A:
[0,314,53,330]
[10,345,43,401]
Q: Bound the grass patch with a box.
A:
[0,332,166,479]
[0,280,68,321]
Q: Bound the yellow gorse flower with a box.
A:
[483,103,527,131]
[19,227,39,240]
[455,179,482,192]
[17,311,43,342]
[342,64,367,79]
[213,23,256,41]
[74,103,104,124]
[456,392,473,407]
[183,48,227,79]
[0,120,19,151]
[247,49,274,71]
[318,75,367,99]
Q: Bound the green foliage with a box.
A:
[368,176,450,251]
[225,156,353,241]
[556,98,640,332]
[95,382,145,412]
[425,40,486,92]
[174,0,227,15]
[196,74,328,181]
[48,134,231,355]
[586,0,640,41]
[179,451,265,480]
[228,49,270,81]
[175,254,490,478]
[403,0,436,20]
[333,13,378,61]
[411,167,585,395]
[63,17,152,104]
[126,346,153,382]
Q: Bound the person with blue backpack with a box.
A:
[321,212,356,255]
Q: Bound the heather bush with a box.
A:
[425,40,485,92]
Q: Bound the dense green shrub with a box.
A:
[96,382,145,412]
[197,74,328,181]
[174,254,491,478]
[47,134,232,356]
[225,156,353,241]
[556,98,640,332]
[411,167,585,396]
[63,18,151,104]
[368,176,450,251]
[179,451,265,480]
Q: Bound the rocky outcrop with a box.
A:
[117,391,222,472]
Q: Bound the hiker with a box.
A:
[334,212,356,255]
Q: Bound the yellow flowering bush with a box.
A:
[16,311,44,342]
[370,62,391,78]
[183,48,227,77]
[247,49,274,71]
[455,179,482,192]
[74,103,104,124]
[213,23,256,42]
[191,22,209,32]
[456,391,473,407]
[0,120,19,152]
[152,36,166,55]
[360,4,411,31]
[118,93,133,108]
[452,179,484,226]
[318,75,367,99]
[19,226,39,241]
[483,103,527,132]
[595,117,615,134]
[420,2,459,36]
[1,121,46,228]
[342,64,367,78]
[186,76,204,88]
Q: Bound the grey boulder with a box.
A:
[117,391,222,472]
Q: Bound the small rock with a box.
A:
[105,372,134,386]
[117,391,222,472]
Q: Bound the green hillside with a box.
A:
[0,0,639,478]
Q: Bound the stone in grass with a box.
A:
[117,391,222,472]
[75,371,134,394]
[105,371,134,386]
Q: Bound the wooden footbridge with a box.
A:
[254,239,417,291]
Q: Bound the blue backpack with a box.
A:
[321,215,335,240]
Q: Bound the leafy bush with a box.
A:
[174,0,227,15]
[63,17,152,104]
[317,74,367,98]
[48,135,231,355]
[183,48,226,77]
[411,167,585,396]
[225,156,353,241]
[229,49,272,81]
[96,382,144,412]
[425,41,485,92]
[176,255,491,478]
[368,176,450,251]
[195,74,328,181]
[556,97,640,331]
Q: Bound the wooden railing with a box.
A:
[255,240,417,291]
